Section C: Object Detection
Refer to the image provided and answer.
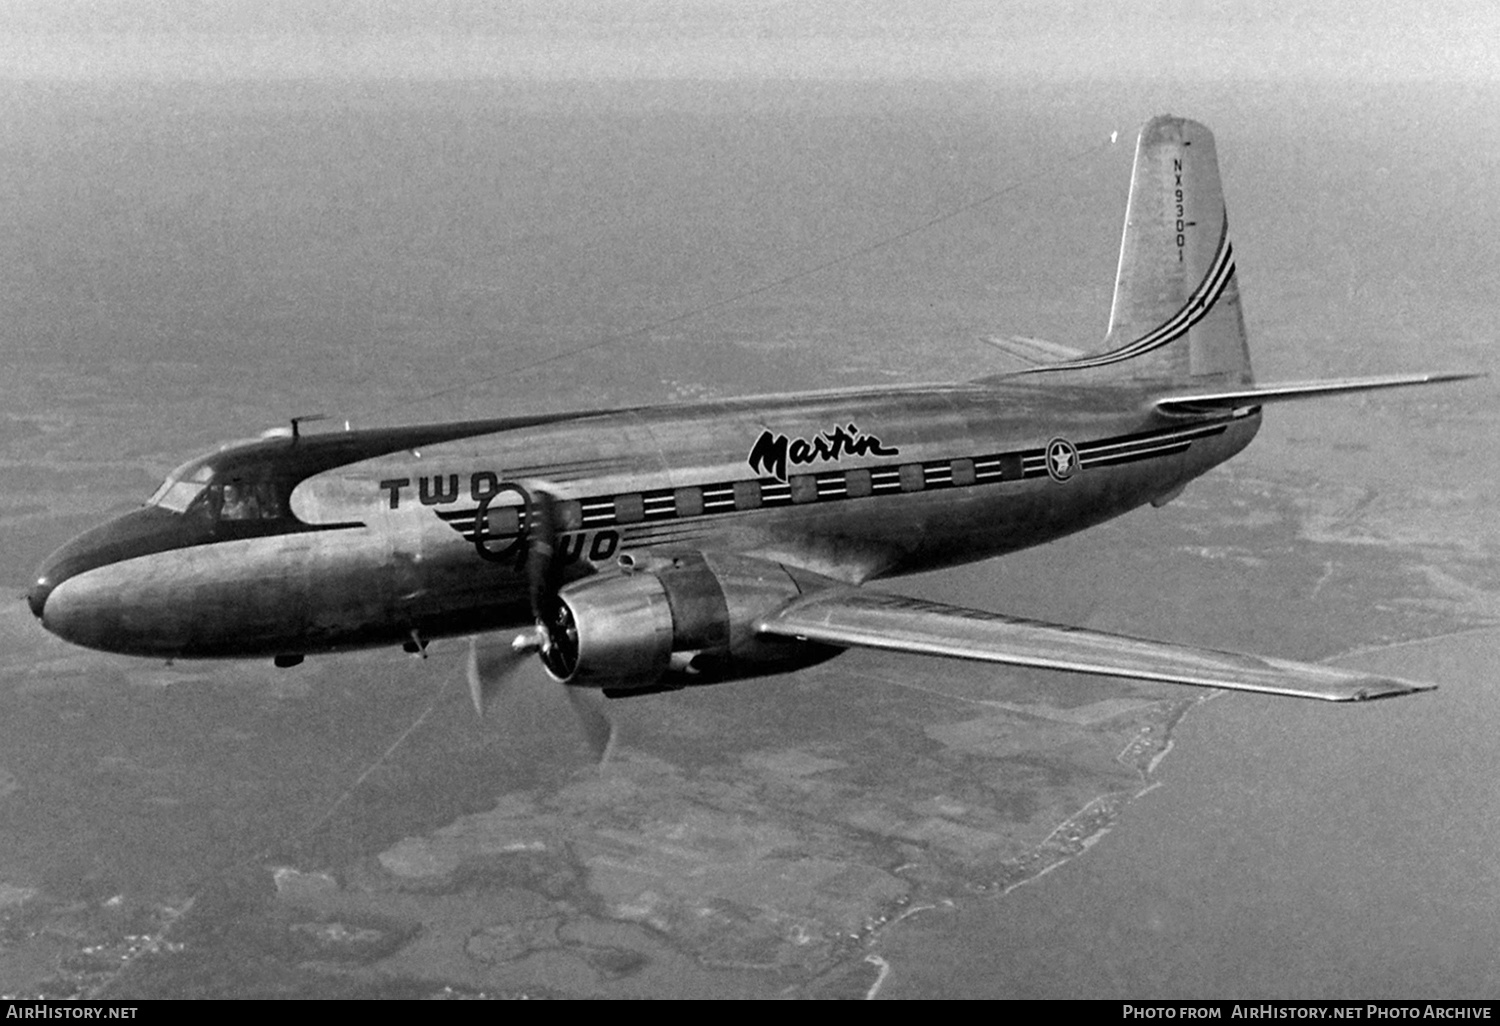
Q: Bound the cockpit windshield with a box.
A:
[146,461,215,514]
[144,438,298,525]
[146,452,289,523]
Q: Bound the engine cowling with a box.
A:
[536,552,839,691]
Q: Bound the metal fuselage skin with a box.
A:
[28,380,1260,663]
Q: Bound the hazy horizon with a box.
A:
[1,1,1494,83]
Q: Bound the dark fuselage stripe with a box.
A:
[438,420,1231,545]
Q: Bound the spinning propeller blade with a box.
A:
[524,487,562,622]
[465,633,531,718]
[566,686,617,764]
[466,482,615,763]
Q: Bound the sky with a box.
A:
[0,0,1495,82]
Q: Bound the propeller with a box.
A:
[464,630,533,719]
[565,685,617,764]
[465,483,615,763]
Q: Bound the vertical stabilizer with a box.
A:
[1027,116,1252,387]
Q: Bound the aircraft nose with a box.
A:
[28,505,204,645]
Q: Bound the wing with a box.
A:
[758,589,1433,702]
[1153,372,1481,416]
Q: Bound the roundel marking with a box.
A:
[1045,437,1080,483]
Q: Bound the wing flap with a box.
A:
[1154,372,1481,416]
[758,590,1434,702]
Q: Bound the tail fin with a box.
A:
[1010,116,1482,408]
[1025,115,1252,386]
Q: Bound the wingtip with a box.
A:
[1349,679,1438,702]
[1427,370,1487,385]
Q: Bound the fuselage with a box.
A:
[28,380,1260,661]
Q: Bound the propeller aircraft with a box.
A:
[27,116,1477,753]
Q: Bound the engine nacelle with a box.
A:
[538,552,839,691]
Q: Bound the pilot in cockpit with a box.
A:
[219,481,259,521]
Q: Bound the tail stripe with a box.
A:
[1021,211,1234,374]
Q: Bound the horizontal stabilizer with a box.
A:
[759,589,1435,702]
[979,335,1086,366]
[1154,371,1482,416]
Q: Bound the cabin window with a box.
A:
[674,487,704,518]
[486,504,521,537]
[789,475,818,504]
[845,468,873,498]
[951,458,976,487]
[733,480,762,510]
[1000,453,1024,479]
[557,500,584,531]
[899,464,925,492]
[614,493,645,524]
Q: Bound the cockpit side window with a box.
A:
[209,478,284,521]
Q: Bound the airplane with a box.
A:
[26,115,1478,752]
